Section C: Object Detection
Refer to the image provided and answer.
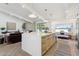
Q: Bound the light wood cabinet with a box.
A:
[42,33,57,55]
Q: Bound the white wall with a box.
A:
[0,12,33,32]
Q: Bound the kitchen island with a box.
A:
[22,32,57,56]
[41,33,57,55]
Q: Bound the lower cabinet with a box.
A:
[0,38,4,44]
[42,34,57,55]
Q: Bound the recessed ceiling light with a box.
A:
[28,14,37,18]
[22,5,25,8]
[43,20,48,22]
[45,9,47,11]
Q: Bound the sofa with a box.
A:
[7,32,22,44]
[55,31,71,39]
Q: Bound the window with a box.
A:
[55,23,73,33]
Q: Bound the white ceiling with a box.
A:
[0,3,79,23]
[0,3,41,23]
[26,3,65,20]
[26,3,79,20]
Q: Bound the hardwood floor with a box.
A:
[0,39,78,56]
[0,42,30,56]
[45,39,79,56]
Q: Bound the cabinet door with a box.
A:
[42,43,47,52]
[42,34,57,55]
[42,37,47,53]
[47,35,53,48]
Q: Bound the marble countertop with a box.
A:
[41,33,52,37]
